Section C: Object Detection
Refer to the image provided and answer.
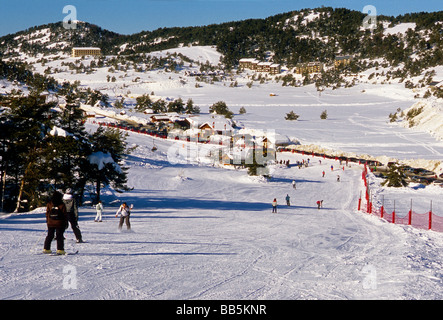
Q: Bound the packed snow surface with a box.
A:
[1,124,442,300]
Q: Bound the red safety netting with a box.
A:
[359,167,443,233]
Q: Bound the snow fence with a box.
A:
[359,164,443,232]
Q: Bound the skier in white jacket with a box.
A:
[95,200,103,222]
[115,202,131,230]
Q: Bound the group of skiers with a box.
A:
[270,153,351,213]
[271,158,333,213]
[43,189,132,255]
[271,186,324,213]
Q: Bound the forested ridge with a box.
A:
[1,7,442,69]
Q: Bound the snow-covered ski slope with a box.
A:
[1,45,443,300]
[1,125,442,300]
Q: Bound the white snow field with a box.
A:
[1,46,443,301]
[1,121,442,300]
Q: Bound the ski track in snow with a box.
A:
[348,114,443,157]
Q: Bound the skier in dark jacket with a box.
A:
[43,191,68,254]
[63,188,83,243]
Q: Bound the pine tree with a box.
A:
[167,98,185,113]
[285,111,299,120]
[87,127,131,202]
[47,93,89,193]
[320,110,328,119]
[5,93,55,212]
[135,94,152,112]
[382,164,408,188]
[209,101,234,118]
[185,98,200,114]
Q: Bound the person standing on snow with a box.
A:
[95,200,103,222]
[116,202,131,230]
[286,194,291,206]
[272,198,278,213]
[63,188,84,243]
[292,180,296,189]
[43,191,68,255]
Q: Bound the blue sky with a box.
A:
[0,0,441,37]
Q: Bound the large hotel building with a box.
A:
[71,47,102,57]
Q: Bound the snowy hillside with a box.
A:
[1,9,443,301]
[20,43,442,169]
[399,98,443,141]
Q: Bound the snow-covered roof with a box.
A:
[199,120,234,131]
[239,58,259,63]
[186,114,235,130]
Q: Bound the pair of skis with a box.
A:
[37,250,79,256]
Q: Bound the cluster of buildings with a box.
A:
[239,55,353,76]
[334,55,353,68]
[295,61,324,74]
[102,112,280,167]
[238,58,281,75]
[294,55,354,75]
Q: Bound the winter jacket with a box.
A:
[63,194,78,220]
[46,201,68,229]
[116,204,130,217]
[96,203,103,213]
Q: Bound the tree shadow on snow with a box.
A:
[116,195,271,212]
[270,176,324,184]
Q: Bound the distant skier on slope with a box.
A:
[272,198,277,213]
[95,200,103,222]
[286,194,291,206]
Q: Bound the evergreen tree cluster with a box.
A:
[0,64,131,213]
